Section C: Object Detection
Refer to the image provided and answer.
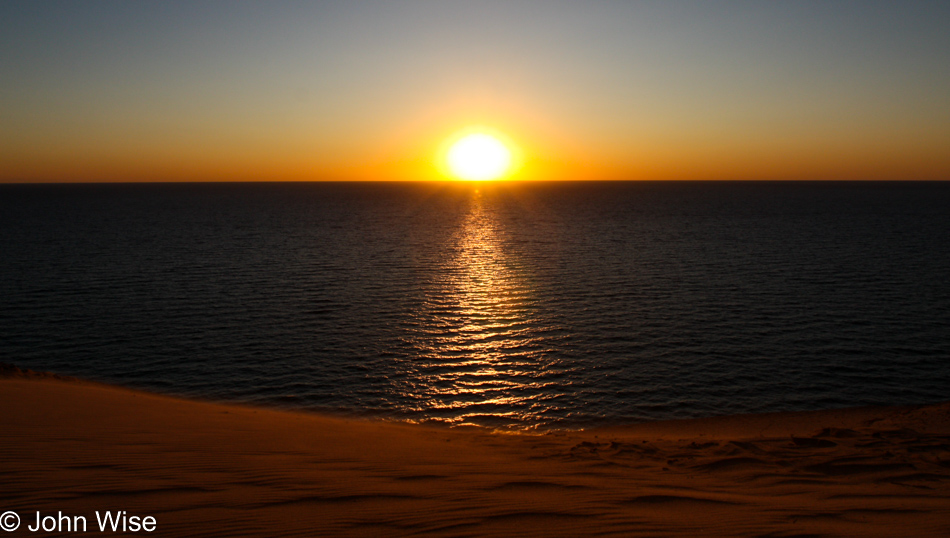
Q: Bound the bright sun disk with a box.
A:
[446,133,512,181]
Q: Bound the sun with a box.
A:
[446,133,512,181]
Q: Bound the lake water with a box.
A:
[2,181,948,430]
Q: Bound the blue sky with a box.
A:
[2,1,948,181]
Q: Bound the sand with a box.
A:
[2,368,949,537]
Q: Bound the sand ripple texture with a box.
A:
[1,181,949,429]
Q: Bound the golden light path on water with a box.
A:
[395,188,569,429]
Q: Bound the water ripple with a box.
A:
[1,182,949,429]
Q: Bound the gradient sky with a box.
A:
[2,0,948,182]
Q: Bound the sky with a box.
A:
[1,0,948,182]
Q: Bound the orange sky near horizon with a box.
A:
[2,2,948,183]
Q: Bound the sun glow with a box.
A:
[445,132,513,181]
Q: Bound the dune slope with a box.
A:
[2,373,949,537]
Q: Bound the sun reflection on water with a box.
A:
[396,188,569,429]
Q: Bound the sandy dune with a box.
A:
[2,367,949,537]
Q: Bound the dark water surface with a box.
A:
[2,181,948,429]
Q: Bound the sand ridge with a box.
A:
[2,372,949,537]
